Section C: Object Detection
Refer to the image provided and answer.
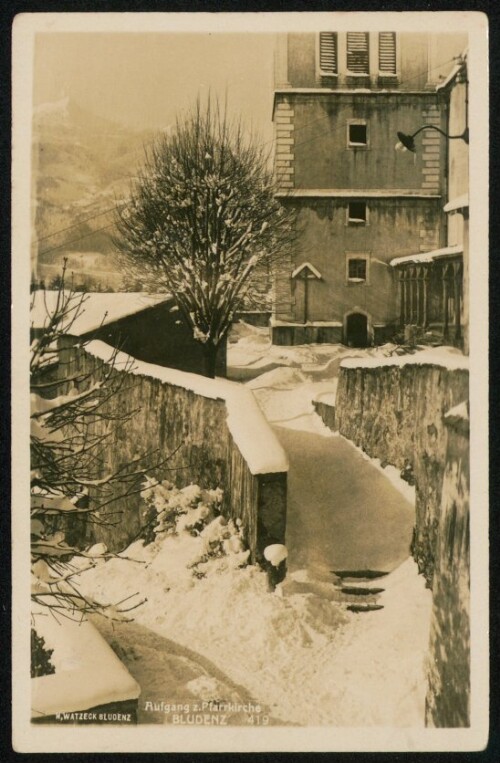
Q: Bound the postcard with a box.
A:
[11,10,489,753]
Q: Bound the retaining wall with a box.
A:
[63,341,288,561]
[334,351,469,585]
[331,349,470,727]
[425,403,470,727]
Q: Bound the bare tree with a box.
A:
[30,268,162,621]
[115,99,295,377]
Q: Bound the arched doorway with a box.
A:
[345,312,368,347]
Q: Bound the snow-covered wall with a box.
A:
[66,342,288,560]
[333,352,470,727]
[335,351,469,585]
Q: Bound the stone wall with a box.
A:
[335,354,469,585]
[332,352,470,727]
[62,342,288,562]
[425,403,470,727]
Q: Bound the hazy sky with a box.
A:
[33,33,276,142]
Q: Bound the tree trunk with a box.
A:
[202,342,218,378]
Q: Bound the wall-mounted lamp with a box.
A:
[395,125,469,153]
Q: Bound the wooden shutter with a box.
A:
[346,32,369,74]
[379,32,396,74]
[319,32,338,75]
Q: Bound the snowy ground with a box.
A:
[75,522,430,726]
[63,323,433,727]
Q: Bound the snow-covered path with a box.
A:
[274,425,415,578]
[72,336,432,727]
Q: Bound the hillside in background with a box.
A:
[33,96,155,289]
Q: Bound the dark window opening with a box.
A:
[348,123,367,145]
[348,258,367,281]
[348,202,367,224]
[346,32,369,74]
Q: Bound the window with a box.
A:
[346,255,370,283]
[348,122,367,146]
[318,31,398,81]
[319,32,338,75]
[348,259,367,281]
[346,32,369,74]
[348,201,367,224]
[378,32,396,75]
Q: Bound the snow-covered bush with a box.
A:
[139,478,249,577]
[140,477,223,543]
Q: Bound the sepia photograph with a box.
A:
[11,10,489,753]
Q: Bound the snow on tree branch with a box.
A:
[115,97,296,377]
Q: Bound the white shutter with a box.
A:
[319,32,338,75]
[346,32,369,74]
[379,32,396,74]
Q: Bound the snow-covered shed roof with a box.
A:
[390,244,463,267]
[31,291,171,336]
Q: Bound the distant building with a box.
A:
[31,292,227,377]
[271,31,468,349]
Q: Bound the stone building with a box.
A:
[271,31,468,348]
[391,55,469,352]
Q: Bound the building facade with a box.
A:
[272,31,468,348]
[391,56,469,352]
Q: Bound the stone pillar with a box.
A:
[453,261,463,343]
[410,267,417,323]
[416,267,422,326]
[442,264,450,339]
[399,270,406,328]
[423,270,430,328]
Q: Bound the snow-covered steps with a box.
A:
[331,569,388,613]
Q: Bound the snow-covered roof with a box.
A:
[443,194,469,213]
[291,262,322,279]
[31,291,171,336]
[31,614,140,718]
[390,244,463,267]
[340,346,468,372]
[435,51,468,91]
[85,341,289,476]
[275,188,441,199]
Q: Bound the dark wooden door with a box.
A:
[345,312,368,347]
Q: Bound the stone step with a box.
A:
[332,569,389,580]
[340,586,385,597]
[346,603,384,613]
